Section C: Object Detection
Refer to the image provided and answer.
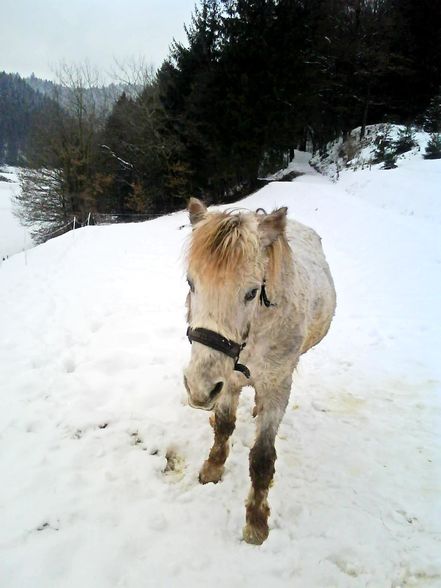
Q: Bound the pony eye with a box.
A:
[187,278,195,293]
[244,288,258,302]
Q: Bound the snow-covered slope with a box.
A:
[310,124,431,174]
[0,155,440,587]
[0,167,33,260]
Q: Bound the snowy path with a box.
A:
[0,163,440,587]
[266,149,322,181]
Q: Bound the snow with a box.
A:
[1,148,440,586]
[310,124,432,181]
[0,167,33,260]
[265,149,321,180]
[337,157,441,225]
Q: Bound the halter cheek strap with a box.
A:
[259,279,276,308]
[186,280,275,380]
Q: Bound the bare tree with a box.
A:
[14,167,70,243]
[14,62,112,242]
[110,56,155,99]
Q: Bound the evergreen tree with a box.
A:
[423,89,441,133]
[424,134,441,159]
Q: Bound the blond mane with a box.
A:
[188,210,290,283]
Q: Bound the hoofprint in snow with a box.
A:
[1,149,440,587]
[0,167,33,261]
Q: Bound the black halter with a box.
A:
[186,281,275,379]
[186,327,251,378]
[259,279,275,308]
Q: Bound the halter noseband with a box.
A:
[186,281,275,379]
[186,327,251,378]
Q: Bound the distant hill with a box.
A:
[0,71,129,166]
[0,72,55,165]
[24,73,59,97]
[25,73,128,115]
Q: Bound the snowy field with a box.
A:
[0,151,440,587]
[0,167,33,260]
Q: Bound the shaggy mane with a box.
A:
[188,212,258,281]
[188,210,290,282]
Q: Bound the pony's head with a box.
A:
[184,198,288,410]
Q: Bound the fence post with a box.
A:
[23,230,28,266]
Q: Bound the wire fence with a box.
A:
[43,218,76,238]
[1,209,190,267]
[91,211,168,225]
[40,211,174,238]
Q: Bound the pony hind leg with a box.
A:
[243,378,291,545]
[199,386,240,484]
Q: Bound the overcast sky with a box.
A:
[1,0,196,81]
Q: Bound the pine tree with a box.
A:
[423,89,441,133]
[424,134,441,159]
[393,126,416,155]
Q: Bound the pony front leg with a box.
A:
[199,387,240,484]
[243,381,290,545]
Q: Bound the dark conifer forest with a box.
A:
[0,72,58,165]
[2,0,441,241]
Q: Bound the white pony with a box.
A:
[184,198,336,544]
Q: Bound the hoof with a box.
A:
[242,521,269,545]
[198,460,224,484]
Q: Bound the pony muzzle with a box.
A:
[184,374,225,411]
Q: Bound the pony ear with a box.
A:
[188,198,207,226]
[258,207,288,246]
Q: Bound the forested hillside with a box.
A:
[0,72,55,165]
[106,0,441,207]
[6,0,441,243]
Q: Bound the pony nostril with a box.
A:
[209,381,224,401]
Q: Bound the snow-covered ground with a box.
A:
[0,149,440,587]
[0,167,33,261]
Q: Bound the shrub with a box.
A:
[424,134,441,159]
[393,127,417,155]
[382,150,397,169]
[373,126,393,163]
